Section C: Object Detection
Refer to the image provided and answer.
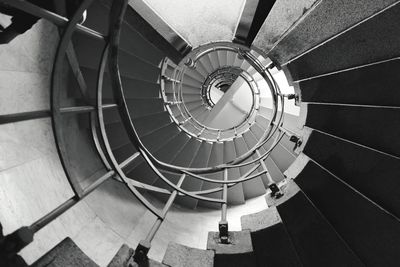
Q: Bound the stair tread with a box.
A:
[162,242,214,267]
[305,103,400,158]
[207,230,257,267]
[296,160,400,266]
[286,4,400,81]
[277,190,364,266]
[224,141,245,205]
[299,59,400,107]
[233,137,266,199]
[303,130,400,219]
[269,0,398,65]
[32,237,98,267]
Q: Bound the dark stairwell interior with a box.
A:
[0,0,400,266]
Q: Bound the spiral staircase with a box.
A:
[1,0,400,266]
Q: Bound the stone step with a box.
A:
[286,3,400,81]
[31,237,98,267]
[162,242,214,267]
[295,160,400,265]
[277,189,363,266]
[241,207,301,267]
[207,230,256,267]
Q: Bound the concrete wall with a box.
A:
[141,0,245,47]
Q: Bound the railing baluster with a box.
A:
[219,168,229,244]
[134,174,186,264]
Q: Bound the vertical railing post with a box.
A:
[256,150,283,199]
[134,174,186,264]
[219,168,229,244]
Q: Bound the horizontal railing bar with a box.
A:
[1,0,105,40]
[120,152,140,169]
[103,104,119,109]
[60,106,95,114]
[60,104,118,114]
[0,110,51,124]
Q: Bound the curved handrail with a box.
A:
[51,0,96,197]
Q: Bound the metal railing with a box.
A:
[0,0,302,265]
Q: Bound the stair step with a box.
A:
[107,244,132,267]
[241,207,302,267]
[299,59,400,106]
[105,122,130,150]
[198,142,224,209]
[303,129,400,219]
[178,141,213,208]
[107,244,166,267]
[305,103,400,157]
[286,3,400,81]
[234,137,266,199]
[218,50,228,67]
[207,230,257,267]
[252,0,317,55]
[242,131,270,187]
[141,123,180,152]
[246,129,286,184]
[73,33,161,83]
[31,237,98,267]
[226,51,237,67]
[251,123,297,173]
[133,111,172,137]
[171,138,203,208]
[224,141,245,205]
[200,54,215,73]
[208,51,220,70]
[277,190,363,266]
[79,67,161,101]
[112,143,138,164]
[296,160,400,266]
[181,84,201,95]
[126,124,181,175]
[103,108,121,125]
[182,74,203,88]
[122,3,187,64]
[126,98,165,118]
[269,0,398,65]
[184,68,207,82]
[119,20,166,67]
[241,207,281,232]
[182,93,202,103]
[155,132,191,163]
[162,242,214,267]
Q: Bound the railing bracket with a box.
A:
[0,226,34,260]
[219,221,230,244]
[289,135,303,150]
[133,240,151,264]
[268,183,284,199]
